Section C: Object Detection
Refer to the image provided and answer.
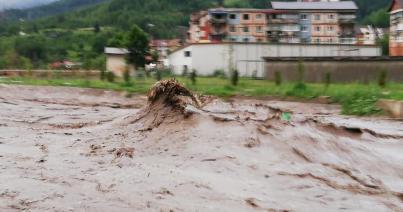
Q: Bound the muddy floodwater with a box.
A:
[0,84,402,211]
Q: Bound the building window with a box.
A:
[243,27,249,33]
[315,38,321,43]
[327,26,334,32]
[230,26,236,32]
[257,38,263,42]
[315,26,321,32]
[184,51,191,57]
[229,14,236,19]
[301,26,308,32]
[243,14,249,20]
[315,14,321,21]
[256,14,262,19]
[328,14,334,19]
[243,38,249,42]
[256,26,262,33]
[300,14,308,20]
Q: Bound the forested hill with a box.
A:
[0,0,108,21]
[1,0,393,38]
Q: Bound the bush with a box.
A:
[182,67,188,77]
[190,69,197,85]
[252,70,258,79]
[100,68,106,81]
[293,60,306,91]
[274,71,282,86]
[324,72,331,90]
[155,69,162,81]
[123,67,131,84]
[212,69,227,78]
[378,70,388,88]
[231,69,239,86]
[341,92,382,116]
[297,60,305,83]
[106,71,115,83]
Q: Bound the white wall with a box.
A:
[168,43,381,78]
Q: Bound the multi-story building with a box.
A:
[389,0,403,56]
[187,11,210,43]
[269,0,358,44]
[211,8,269,42]
[187,0,358,44]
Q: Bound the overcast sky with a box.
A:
[0,0,57,10]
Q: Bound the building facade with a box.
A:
[167,43,381,78]
[389,0,403,56]
[104,47,134,77]
[269,1,358,44]
[187,0,358,45]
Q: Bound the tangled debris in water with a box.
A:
[148,79,201,109]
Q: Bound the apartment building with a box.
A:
[269,1,358,44]
[389,0,403,56]
[187,0,358,44]
[187,11,210,43]
[211,8,269,42]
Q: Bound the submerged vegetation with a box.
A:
[1,74,402,116]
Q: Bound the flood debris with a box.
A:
[148,79,201,109]
[114,147,135,158]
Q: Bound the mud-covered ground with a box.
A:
[0,84,402,212]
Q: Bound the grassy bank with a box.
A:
[1,75,403,116]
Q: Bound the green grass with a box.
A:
[1,75,403,116]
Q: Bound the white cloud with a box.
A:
[0,0,58,10]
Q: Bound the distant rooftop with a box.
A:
[104,47,129,55]
[271,1,358,10]
[208,8,272,13]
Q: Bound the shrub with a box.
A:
[324,72,331,90]
[100,68,106,81]
[340,92,382,116]
[106,71,115,83]
[182,67,188,77]
[274,71,282,86]
[155,69,162,81]
[190,69,197,85]
[297,60,305,83]
[293,60,306,91]
[123,67,131,84]
[231,69,239,86]
[378,70,388,88]
[213,69,227,78]
[252,70,258,79]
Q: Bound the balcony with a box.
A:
[338,15,356,24]
[210,18,227,24]
[267,19,299,24]
[210,30,227,36]
[339,37,357,44]
[267,25,300,32]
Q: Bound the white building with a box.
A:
[167,43,381,77]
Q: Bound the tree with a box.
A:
[125,25,149,68]
[94,23,101,33]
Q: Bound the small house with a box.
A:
[104,47,133,76]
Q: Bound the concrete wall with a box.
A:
[106,54,133,77]
[265,58,403,83]
[168,43,381,77]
